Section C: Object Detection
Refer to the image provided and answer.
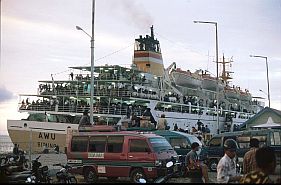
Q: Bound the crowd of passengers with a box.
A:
[20,98,148,116]
[69,70,145,82]
[38,82,224,108]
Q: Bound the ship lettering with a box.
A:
[37,142,57,148]
[38,132,56,140]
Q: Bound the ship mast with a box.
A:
[219,54,234,86]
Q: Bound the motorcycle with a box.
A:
[53,163,77,183]
[138,160,181,183]
[26,155,51,183]
[2,155,51,183]
[1,151,29,173]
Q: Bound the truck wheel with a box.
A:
[68,176,77,183]
[209,159,218,172]
[84,168,97,183]
[130,168,146,183]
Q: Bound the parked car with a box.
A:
[153,130,203,156]
[66,126,178,183]
[201,129,281,172]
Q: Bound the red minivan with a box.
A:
[66,126,177,183]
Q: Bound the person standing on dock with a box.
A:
[13,144,19,155]
[243,138,259,174]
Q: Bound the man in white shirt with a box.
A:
[217,139,242,183]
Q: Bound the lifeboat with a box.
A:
[201,73,225,91]
[171,68,202,88]
[239,89,252,101]
[224,86,239,99]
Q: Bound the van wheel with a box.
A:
[84,168,97,183]
[209,159,218,172]
[130,168,146,183]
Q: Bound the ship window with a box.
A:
[27,113,45,122]
[57,115,68,123]
[47,114,58,122]
[89,136,106,152]
[72,116,82,124]
[71,136,88,152]
[107,136,124,153]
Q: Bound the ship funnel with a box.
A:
[133,25,164,76]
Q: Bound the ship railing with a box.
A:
[38,89,160,100]
[18,103,144,117]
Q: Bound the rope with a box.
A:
[52,43,134,76]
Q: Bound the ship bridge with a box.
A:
[133,25,164,77]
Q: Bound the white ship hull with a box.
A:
[7,120,78,153]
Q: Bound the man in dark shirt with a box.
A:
[186,142,209,183]
[197,120,203,131]
[78,110,91,131]
[205,125,210,133]
[13,144,19,155]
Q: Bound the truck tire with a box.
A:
[209,159,218,172]
[130,168,146,183]
[84,168,97,183]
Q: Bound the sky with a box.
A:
[0,0,280,135]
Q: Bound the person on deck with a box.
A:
[78,109,92,131]
[142,108,157,128]
[157,114,168,130]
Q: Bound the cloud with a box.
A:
[0,85,15,103]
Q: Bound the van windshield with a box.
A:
[149,137,173,152]
[189,136,202,146]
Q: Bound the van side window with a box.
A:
[237,136,250,148]
[170,138,188,149]
[209,137,221,147]
[271,132,281,145]
[107,136,124,153]
[89,136,106,152]
[253,135,267,147]
[130,140,150,152]
[71,136,88,152]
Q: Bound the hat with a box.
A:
[224,139,238,152]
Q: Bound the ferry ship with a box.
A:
[7,26,264,153]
